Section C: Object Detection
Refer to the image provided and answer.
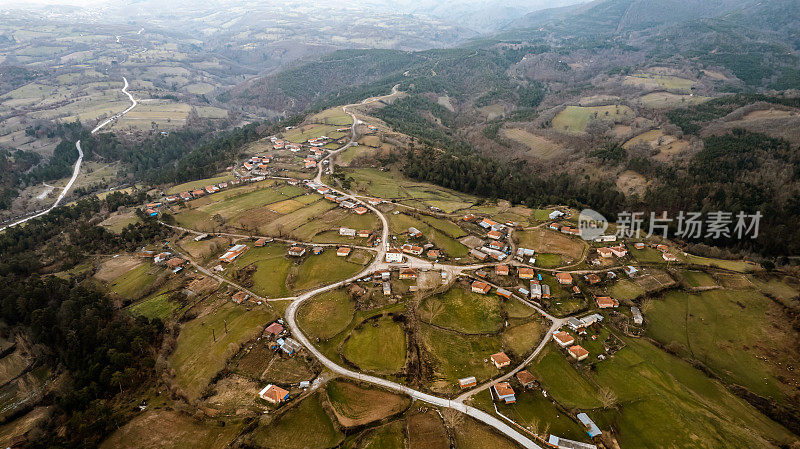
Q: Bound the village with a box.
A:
[88,100,778,449]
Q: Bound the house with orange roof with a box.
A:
[569,345,589,361]
[471,281,491,294]
[596,296,619,308]
[336,247,351,257]
[495,264,510,276]
[553,331,575,347]
[258,384,289,404]
[490,352,511,369]
[555,272,573,284]
[518,267,535,279]
[232,291,250,304]
[492,382,516,404]
[399,268,418,280]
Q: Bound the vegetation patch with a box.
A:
[169,301,272,400]
[326,380,410,427]
[419,286,502,334]
[248,392,343,449]
[552,105,633,134]
[342,315,406,374]
[297,289,356,340]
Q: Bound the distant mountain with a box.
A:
[506,0,771,32]
[382,0,591,32]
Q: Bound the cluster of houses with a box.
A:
[595,244,628,259]
[462,215,515,261]
[471,267,578,302]
[305,181,370,215]
[548,222,581,236]
[256,320,304,405]
[161,175,265,207]
[153,251,187,274]
[552,312,605,364]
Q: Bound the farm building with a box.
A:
[426,249,440,259]
[354,206,368,215]
[548,435,597,449]
[549,210,565,220]
[399,268,418,280]
[595,296,619,308]
[408,227,423,238]
[336,247,352,257]
[357,230,371,238]
[339,227,356,237]
[265,322,284,336]
[495,264,510,276]
[496,288,513,299]
[662,252,678,261]
[220,244,247,263]
[401,244,423,255]
[469,249,488,261]
[577,413,603,438]
[487,230,503,240]
[518,267,534,279]
[610,245,628,257]
[254,238,269,247]
[584,274,601,284]
[597,247,613,258]
[631,306,644,325]
[458,377,477,389]
[278,338,302,355]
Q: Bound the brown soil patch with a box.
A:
[327,380,410,428]
[406,411,450,449]
[94,255,143,282]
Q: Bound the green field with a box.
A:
[343,168,476,213]
[297,289,355,340]
[680,269,718,287]
[552,105,634,134]
[590,337,794,449]
[311,107,353,126]
[389,213,469,257]
[452,417,522,449]
[495,390,589,441]
[609,279,645,300]
[529,346,602,409]
[646,289,790,403]
[108,263,159,300]
[342,315,406,374]
[223,245,293,298]
[128,293,182,319]
[249,393,343,449]
[420,323,504,391]
[169,302,272,400]
[357,421,405,449]
[293,250,370,292]
[282,123,344,143]
[419,287,503,334]
[501,321,544,357]
[624,74,696,92]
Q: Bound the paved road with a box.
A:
[0,77,137,231]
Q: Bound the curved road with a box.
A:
[0,77,136,232]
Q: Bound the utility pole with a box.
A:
[212,328,216,342]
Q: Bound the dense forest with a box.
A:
[0,192,170,447]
